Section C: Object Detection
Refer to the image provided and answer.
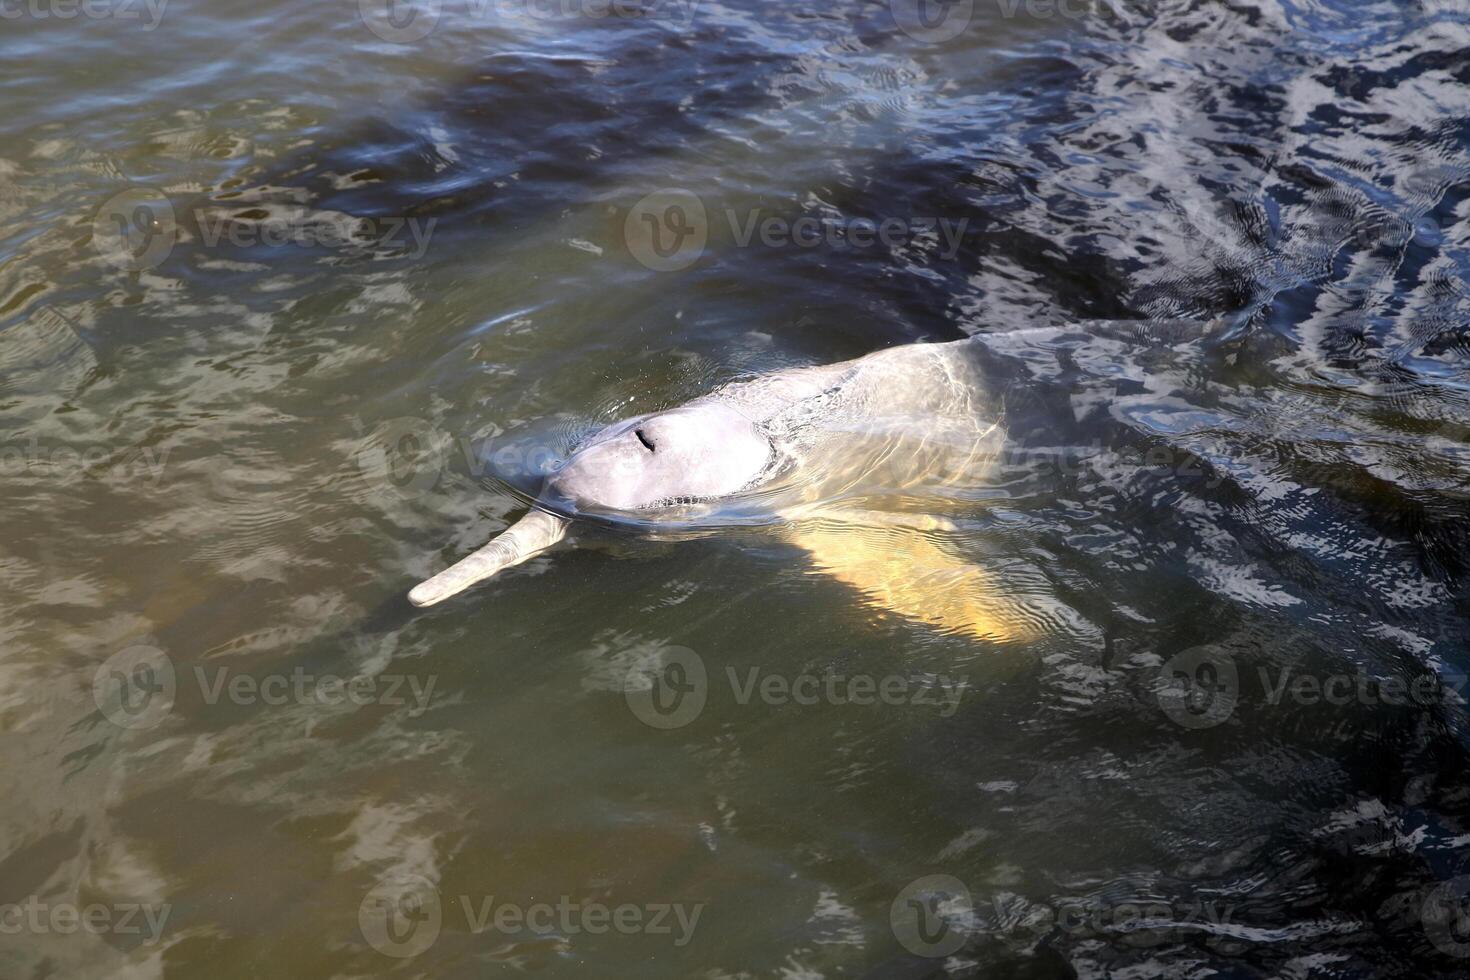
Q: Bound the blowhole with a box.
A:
[635,429,656,452]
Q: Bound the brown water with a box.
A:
[5,1,1470,977]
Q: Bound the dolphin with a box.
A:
[408,338,1049,643]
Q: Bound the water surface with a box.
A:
[4,0,1470,976]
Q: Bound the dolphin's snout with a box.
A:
[408,508,568,607]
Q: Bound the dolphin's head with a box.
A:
[408,401,772,607]
[546,402,772,514]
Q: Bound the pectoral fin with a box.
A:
[782,512,1043,644]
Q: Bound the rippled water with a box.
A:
[5,0,1470,976]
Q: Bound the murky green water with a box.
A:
[5,1,1470,977]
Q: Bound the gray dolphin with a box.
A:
[409,338,1046,642]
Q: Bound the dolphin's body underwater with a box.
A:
[409,338,1044,642]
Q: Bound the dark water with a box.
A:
[4,0,1470,976]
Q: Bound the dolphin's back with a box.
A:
[708,339,1000,507]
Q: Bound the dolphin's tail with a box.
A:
[408,509,569,607]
